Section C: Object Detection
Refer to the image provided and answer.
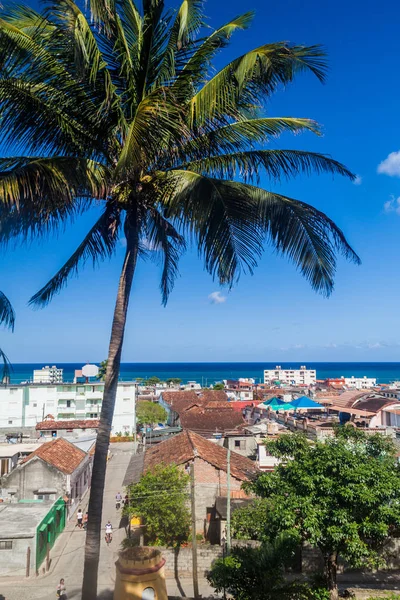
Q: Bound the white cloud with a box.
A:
[378,151,400,177]
[208,291,227,304]
[353,175,362,185]
[383,195,400,215]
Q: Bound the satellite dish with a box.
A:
[82,364,99,378]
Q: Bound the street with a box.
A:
[0,443,133,600]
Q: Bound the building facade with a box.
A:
[33,365,63,384]
[264,366,317,386]
[0,381,136,434]
[0,498,66,576]
[343,376,377,390]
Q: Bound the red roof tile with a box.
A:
[144,430,257,481]
[179,407,245,436]
[36,419,100,430]
[23,438,87,474]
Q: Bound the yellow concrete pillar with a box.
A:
[113,547,168,600]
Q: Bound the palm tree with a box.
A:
[0,1,359,597]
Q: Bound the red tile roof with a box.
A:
[23,438,87,474]
[144,430,257,481]
[198,390,229,402]
[161,391,199,407]
[179,406,244,436]
[36,419,100,430]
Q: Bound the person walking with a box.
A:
[76,508,83,529]
[56,578,67,599]
[83,512,88,530]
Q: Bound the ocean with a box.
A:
[7,362,400,385]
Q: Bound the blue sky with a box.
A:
[1,0,400,363]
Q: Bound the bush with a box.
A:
[367,596,400,600]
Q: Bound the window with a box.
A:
[8,420,12,425]
[66,400,71,408]
[33,403,37,407]
[0,541,12,550]
[234,440,243,449]
[35,493,54,501]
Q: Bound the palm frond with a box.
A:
[163,117,321,166]
[43,0,120,113]
[116,88,186,175]
[0,78,107,156]
[157,170,263,284]
[29,204,121,307]
[0,291,15,331]
[189,44,327,126]
[0,156,109,210]
[158,170,359,293]
[0,345,12,381]
[180,149,354,183]
[173,11,254,95]
[144,208,186,305]
[156,0,203,85]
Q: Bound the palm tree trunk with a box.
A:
[81,234,138,600]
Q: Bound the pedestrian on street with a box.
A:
[83,512,88,529]
[77,508,83,529]
[56,578,67,599]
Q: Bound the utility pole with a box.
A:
[190,462,199,599]
[226,448,231,555]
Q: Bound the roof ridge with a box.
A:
[186,429,198,458]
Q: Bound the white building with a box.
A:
[0,381,136,434]
[33,366,63,384]
[264,366,316,386]
[343,376,377,390]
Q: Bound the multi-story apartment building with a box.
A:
[264,366,317,386]
[343,376,377,390]
[33,365,63,384]
[0,381,136,434]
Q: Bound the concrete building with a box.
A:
[0,438,91,514]
[0,498,66,576]
[264,366,316,386]
[124,429,257,536]
[343,376,377,390]
[33,365,63,384]
[0,381,136,435]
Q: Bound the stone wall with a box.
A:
[157,545,223,578]
[156,538,400,580]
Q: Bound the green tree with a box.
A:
[125,463,190,546]
[234,429,400,600]
[208,536,312,600]
[97,360,108,381]
[136,401,167,426]
[213,382,225,390]
[145,376,162,386]
[166,377,182,387]
[0,2,359,596]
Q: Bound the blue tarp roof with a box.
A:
[290,396,324,409]
[262,396,282,406]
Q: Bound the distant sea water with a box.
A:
[7,362,400,385]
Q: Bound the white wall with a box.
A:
[264,366,316,385]
[0,383,136,434]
